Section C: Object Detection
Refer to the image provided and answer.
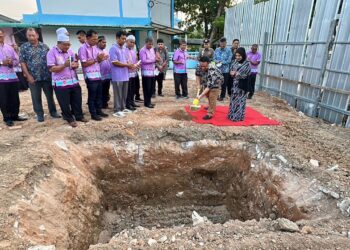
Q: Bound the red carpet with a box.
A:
[185,105,281,127]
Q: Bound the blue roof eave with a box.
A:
[23,13,152,29]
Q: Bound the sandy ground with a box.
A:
[0,78,349,249]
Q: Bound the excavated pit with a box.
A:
[13,141,307,249]
[91,142,305,244]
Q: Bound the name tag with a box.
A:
[142,70,155,77]
[175,69,187,74]
[85,72,101,80]
[0,72,18,81]
[53,78,79,88]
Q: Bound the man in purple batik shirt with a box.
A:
[0,29,27,127]
[173,40,189,99]
[97,36,112,109]
[247,44,261,99]
[139,37,158,108]
[47,27,87,128]
[79,29,108,121]
[125,35,140,111]
[109,30,137,118]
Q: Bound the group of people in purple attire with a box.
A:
[0,28,171,127]
[0,26,261,127]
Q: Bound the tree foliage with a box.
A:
[175,0,233,42]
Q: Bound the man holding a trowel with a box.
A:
[195,56,224,120]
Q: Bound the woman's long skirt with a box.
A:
[228,80,248,121]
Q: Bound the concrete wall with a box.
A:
[122,0,149,18]
[155,32,172,50]
[41,28,173,53]
[139,31,172,51]
[41,27,117,54]
[151,0,172,27]
[39,0,148,18]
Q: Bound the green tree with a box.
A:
[175,0,233,43]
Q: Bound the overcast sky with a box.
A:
[0,0,36,20]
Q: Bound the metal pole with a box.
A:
[258,32,268,91]
[313,19,337,117]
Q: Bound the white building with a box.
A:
[22,0,184,52]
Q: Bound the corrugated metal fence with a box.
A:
[225,0,350,127]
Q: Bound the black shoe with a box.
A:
[204,107,209,110]
[68,121,78,128]
[158,94,164,97]
[37,115,44,122]
[126,106,136,111]
[203,115,212,120]
[135,98,143,102]
[97,111,109,117]
[91,115,102,121]
[176,96,182,100]
[152,94,156,98]
[217,97,224,101]
[145,105,154,109]
[51,113,62,119]
[13,116,28,121]
[76,117,88,123]
[5,120,14,127]
[132,103,140,108]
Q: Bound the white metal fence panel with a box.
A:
[264,0,294,100]
[303,0,338,84]
[281,0,314,109]
[319,0,350,125]
[224,0,350,127]
[295,0,340,115]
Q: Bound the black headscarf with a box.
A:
[235,47,247,63]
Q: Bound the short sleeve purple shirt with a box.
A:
[247,51,262,74]
[78,42,101,81]
[109,44,129,82]
[126,47,138,78]
[0,43,19,83]
[139,46,156,77]
[97,47,111,80]
[173,49,188,74]
[47,46,79,89]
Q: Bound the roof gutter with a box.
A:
[0,23,39,28]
